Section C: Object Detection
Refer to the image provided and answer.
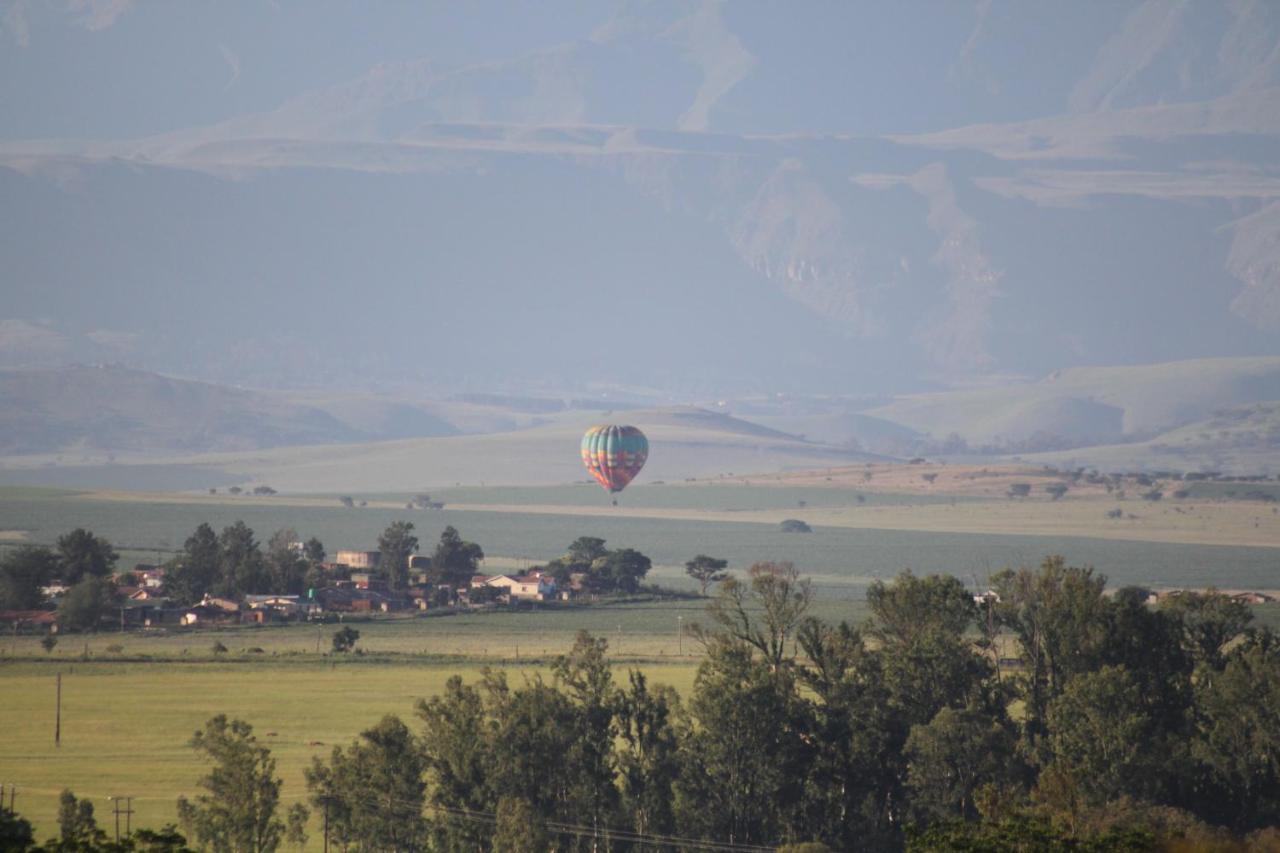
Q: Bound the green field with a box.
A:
[2,487,1278,596]
[0,656,700,845]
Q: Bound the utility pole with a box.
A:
[55,672,61,747]
[322,797,329,853]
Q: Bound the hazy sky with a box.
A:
[1,1,1277,395]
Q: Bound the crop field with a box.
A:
[0,657,700,845]
[2,487,1278,596]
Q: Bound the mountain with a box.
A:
[0,1,1277,396]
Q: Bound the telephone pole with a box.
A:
[109,796,132,841]
[55,672,61,746]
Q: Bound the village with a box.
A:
[0,523,664,638]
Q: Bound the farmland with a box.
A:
[2,480,1278,596]
[4,472,1279,845]
[0,655,701,842]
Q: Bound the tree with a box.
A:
[0,545,58,610]
[41,633,58,654]
[867,571,992,732]
[1192,635,1280,831]
[492,797,549,853]
[614,670,681,839]
[306,716,427,853]
[177,715,284,853]
[780,519,812,533]
[265,529,307,596]
[675,641,811,846]
[218,522,266,598]
[57,576,114,633]
[55,528,118,584]
[990,557,1110,748]
[685,554,730,596]
[904,706,1021,823]
[331,626,359,653]
[377,521,418,592]
[1159,589,1253,669]
[552,633,621,832]
[1041,665,1156,805]
[416,676,493,851]
[566,536,608,565]
[166,524,221,606]
[430,526,484,591]
[283,803,308,851]
[302,537,325,566]
[56,788,102,846]
[590,547,651,594]
[695,561,811,670]
[0,805,34,851]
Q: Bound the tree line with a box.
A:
[336,560,1280,850]
[0,523,672,632]
[8,556,1276,851]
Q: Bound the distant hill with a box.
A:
[866,357,1280,450]
[0,365,498,455]
[1023,401,1280,475]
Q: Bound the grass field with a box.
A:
[2,486,1278,596]
[0,657,700,845]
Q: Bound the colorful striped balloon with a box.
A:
[581,425,649,494]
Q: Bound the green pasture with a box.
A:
[423,482,975,510]
[2,487,1279,595]
[0,658,699,846]
[0,599,747,661]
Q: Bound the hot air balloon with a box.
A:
[581,425,648,496]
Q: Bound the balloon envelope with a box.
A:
[581,425,648,493]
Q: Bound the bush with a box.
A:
[780,519,812,533]
[332,626,360,653]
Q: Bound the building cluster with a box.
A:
[5,547,573,633]
[110,548,565,627]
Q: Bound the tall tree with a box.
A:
[695,561,811,670]
[166,524,222,606]
[1159,589,1253,670]
[991,556,1110,747]
[904,705,1022,823]
[377,521,418,592]
[56,576,114,633]
[614,670,681,839]
[795,620,899,850]
[417,676,493,851]
[1041,664,1156,805]
[55,528,118,584]
[265,529,307,596]
[0,545,57,610]
[867,571,991,729]
[430,526,483,592]
[306,715,427,852]
[56,788,102,846]
[553,632,621,832]
[218,521,266,598]
[177,715,284,853]
[1192,633,1280,831]
[685,554,730,596]
[675,641,811,846]
[589,547,651,594]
